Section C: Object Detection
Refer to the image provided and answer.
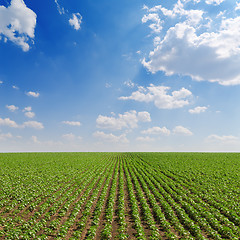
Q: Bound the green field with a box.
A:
[0,152,239,239]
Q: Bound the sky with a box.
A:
[1,0,240,152]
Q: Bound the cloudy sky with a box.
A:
[1,0,240,152]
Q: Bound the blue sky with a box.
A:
[1,0,240,152]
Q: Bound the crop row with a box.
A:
[0,155,114,239]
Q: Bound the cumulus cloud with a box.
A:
[205,0,224,5]
[0,80,3,84]
[173,125,193,136]
[22,121,44,129]
[23,106,32,112]
[96,110,151,131]
[93,131,129,143]
[119,84,192,109]
[142,13,162,33]
[62,121,81,126]
[53,1,83,32]
[26,91,39,97]
[206,134,239,144]
[0,0,37,51]
[69,13,82,30]
[147,1,203,26]
[137,112,151,122]
[0,117,44,129]
[6,105,18,112]
[24,111,35,118]
[236,2,240,11]
[22,106,35,118]
[141,126,171,136]
[142,1,240,85]
[0,117,19,128]
[189,106,207,114]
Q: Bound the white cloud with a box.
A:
[141,126,171,136]
[142,4,149,10]
[26,91,39,97]
[142,2,240,86]
[0,117,19,128]
[24,111,35,118]
[62,121,81,126]
[93,131,129,143]
[96,110,151,131]
[119,84,192,109]
[142,13,162,33]
[69,13,82,30]
[124,80,135,88]
[137,111,151,122]
[205,0,224,5]
[236,2,240,11]
[23,106,32,112]
[0,0,37,51]
[154,36,161,46]
[53,1,83,33]
[6,105,18,112]
[0,117,43,129]
[0,132,13,141]
[0,80,3,84]
[23,121,44,129]
[12,85,19,90]
[136,136,155,142]
[173,125,193,136]
[189,106,207,114]
[23,106,35,118]
[147,2,204,26]
[206,134,239,144]
[54,0,65,15]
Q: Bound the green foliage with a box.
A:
[0,152,239,239]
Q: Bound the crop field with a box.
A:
[0,152,239,239]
